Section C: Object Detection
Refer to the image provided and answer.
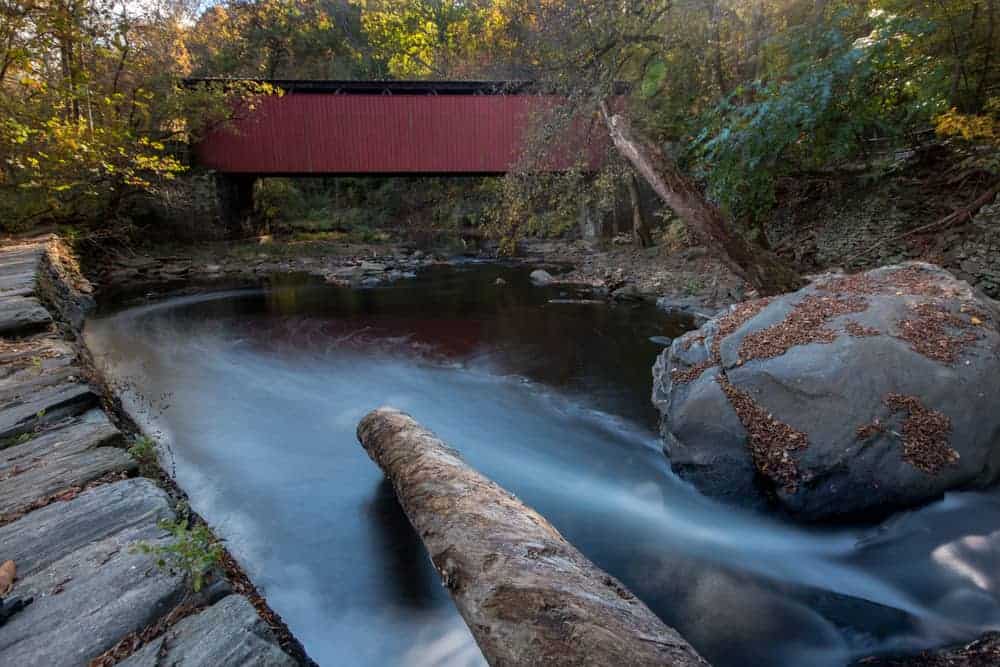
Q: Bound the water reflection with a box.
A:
[366,479,440,609]
[85,265,1000,667]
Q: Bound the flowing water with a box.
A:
[85,264,1000,667]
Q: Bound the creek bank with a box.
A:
[655,262,1000,521]
[516,239,746,315]
[84,235,744,322]
[0,237,304,666]
[88,239,448,306]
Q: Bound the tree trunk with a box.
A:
[599,102,802,295]
[627,174,653,248]
[357,407,710,667]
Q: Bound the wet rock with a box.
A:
[856,631,1000,666]
[656,295,715,324]
[654,263,1000,521]
[529,269,554,285]
[118,595,297,667]
[611,283,644,301]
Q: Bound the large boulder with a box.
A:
[653,262,1000,521]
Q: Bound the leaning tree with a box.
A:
[503,0,803,295]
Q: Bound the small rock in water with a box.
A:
[649,336,673,347]
[611,284,642,301]
[530,269,554,286]
[495,277,507,287]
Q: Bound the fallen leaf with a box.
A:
[971,316,983,325]
[0,560,15,595]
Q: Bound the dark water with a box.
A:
[86,264,1000,667]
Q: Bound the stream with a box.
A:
[84,264,1000,667]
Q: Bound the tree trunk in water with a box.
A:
[627,174,653,248]
[600,102,802,296]
[357,407,710,667]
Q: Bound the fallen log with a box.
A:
[357,407,709,667]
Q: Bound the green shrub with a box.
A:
[132,505,224,593]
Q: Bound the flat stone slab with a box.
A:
[0,380,97,440]
[0,479,187,667]
[0,335,74,368]
[0,364,82,404]
[0,412,132,517]
[0,478,173,574]
[119,594,297,667]
[1,410,120,469]
[0,296,51,336]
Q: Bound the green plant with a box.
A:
[127,435,158,474]
[691,10,945,224]
[132,507,223,592]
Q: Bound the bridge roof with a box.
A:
[183,78,538,96]
[183,79,629,96]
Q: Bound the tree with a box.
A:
[358,0,525,78]
[0,0,274,233]
[496,0,803,294]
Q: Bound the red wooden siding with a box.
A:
[194,93,602,175]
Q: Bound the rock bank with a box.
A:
[0,239,299,665]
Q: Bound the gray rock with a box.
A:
[1,410,120,468]
[654,263,1000,521]
[0,413,132,516]
[656,295,714,324]
[0,480,186,667]
[0,340,76,386]
[0,478,173,572]
[0,296,51,336]
[0,364,81,404]
[611,283,643,301]
[119,595,297,667]
[530,269,554,285]
[0,380,97,440]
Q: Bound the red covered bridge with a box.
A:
[189,80,609,234]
